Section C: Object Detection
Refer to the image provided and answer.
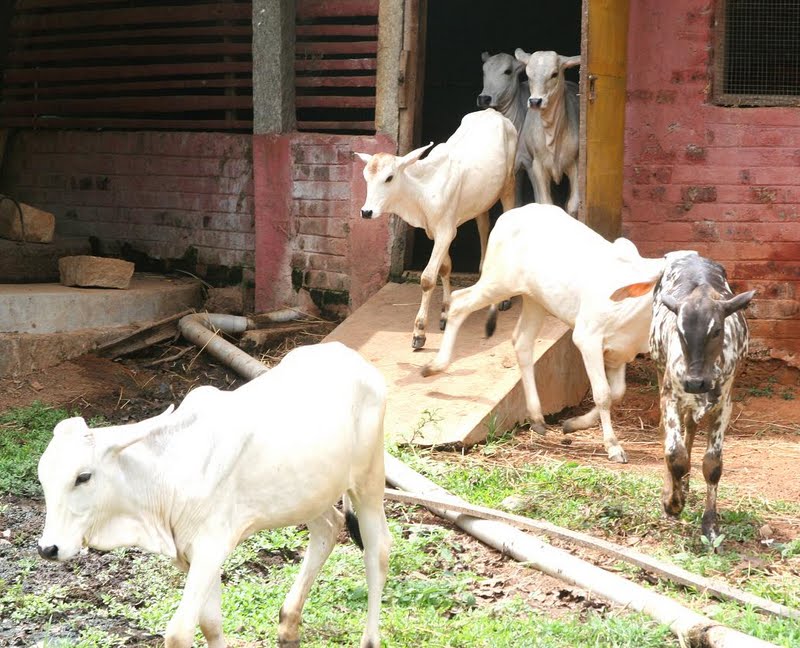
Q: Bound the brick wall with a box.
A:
[624,0,800,366]
[1,131,254,286]
[254,131,396,315]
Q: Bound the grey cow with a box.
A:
[515,49,580,216]
[650,251,754,544]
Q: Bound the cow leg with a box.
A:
[680,411,698,499]
[513,297,547,434]
[569,333,626,462]
[565,162,579,217]
[476,212,490,273]
[530,159,552,205]
[414,231,455,349]
[661,397,688,517]
[701,403,730,544]
[198,573,225,648]
[165,551,228,648]
[422,281,508,376]
[348,489,391,647]
[497,175,517,311]
[278,506,344,646]
[439,251,452,330]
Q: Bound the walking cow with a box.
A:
[650,251,754,544]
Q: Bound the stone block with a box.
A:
[59,255,135,289]
[0,198,55,243]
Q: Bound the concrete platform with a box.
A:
[0,274,203,377]
[325,281,589,446]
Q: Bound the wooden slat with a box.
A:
[11,26,252,47]
[0,116,253,130]
[297,120,374,131]
[8,42,251,64]
[3,62,252,83]
[296,41,377,56]
[17,0,155,8]
[0,95,253,116]
[294,58,377,72]
[295,75,375,88]
[295,95,375,109]
[11,5,252,32]
[296,0,379,20]
[2,78,252,97]
[296,24,378,38]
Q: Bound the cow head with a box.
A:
[514,49,579,111]
[477,51,526,109]
[354,142,434,219]
[37,405,174,561]
[661,288,755,394]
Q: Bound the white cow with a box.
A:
[515,49,581,216]
[37,342,391,648]
[422,204,666,463]
[356,108,517,350]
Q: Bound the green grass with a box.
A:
[0,402,69,497]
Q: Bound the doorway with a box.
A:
[408,0,583,272]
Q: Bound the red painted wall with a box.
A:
[253,132,395,315]
[2,130,254,280]
[623,1,800,366]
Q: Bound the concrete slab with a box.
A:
[325,282,589,446]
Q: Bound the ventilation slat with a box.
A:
[296,0,380,20]
[296,41,377,57]
[295,75,375,88]
[8,42,252,65]
[297,120,375,131]
[12,25,253,47]
[0,96,254,117]
[295,58,377,72]
[0,116,254,130]
[3,78,252,98]
[296,24,378,38]
[295,96,376,109]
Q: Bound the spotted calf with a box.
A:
[650,252,754,543]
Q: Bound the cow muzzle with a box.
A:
[683,377,710,394]
[38,543,59,560]
[528,96,543,109]
[477,94,492,108]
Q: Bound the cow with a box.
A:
[422,204,666,463]
[514,49,580,216]
[355,108,517,350]
[37,342,391,648]
[650,252,754,544]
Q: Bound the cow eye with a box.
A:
[385,174,394,183]
[75,472,92,486]
[550,71,558,80]
[711,328,722,339]
[503,68,512,75]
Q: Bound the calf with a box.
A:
[37,342,391,648]
[422,204,665,463]
[650,252,754,543]
[356,108,517,349]
[514,49,580,215]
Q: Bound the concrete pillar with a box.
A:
[252,0,296,134]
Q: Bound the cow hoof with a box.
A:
[421,363,438,377]
[607,446,628,463]
[562,419,578,434]
[440,316,447,331]
[412,335,426,350]
[499,299,512,311]
[529,421,547,435]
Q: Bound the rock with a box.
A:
[0,198,55,243]
[59,255,135,289]
[759,524,773,540]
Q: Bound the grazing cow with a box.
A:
[650,252,754,543]
[37,342,391,648]
[355,109,517,350]
[514,49,580,216]
[422,204,666,463]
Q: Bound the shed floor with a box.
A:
[324,281,589,446]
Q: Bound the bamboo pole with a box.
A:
[384,453,781,648]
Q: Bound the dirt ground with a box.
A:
[0,331,798,645]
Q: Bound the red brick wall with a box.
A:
[254,132,396,315]
[2,130,254,282]
[623,0,800,366]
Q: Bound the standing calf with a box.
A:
[37,342,391,648]
[422,204,665,463]
[650,252,754,543]
[356,109,517,349]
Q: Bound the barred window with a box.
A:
[713,0,800,106]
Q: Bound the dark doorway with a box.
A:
[409,0,582,272]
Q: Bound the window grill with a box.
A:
[714,0,800,106]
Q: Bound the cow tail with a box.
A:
[485,304,499,338]
[343,494,364,550]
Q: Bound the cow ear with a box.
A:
[721,290,755,317]
[661,293,680,314]
[481,51,490,63]
[398,142,434,170]
[97,404,175,457]
[353,152,372,164]
[608,280,657,302]
[559,55,581,69]
[514,48,531,64]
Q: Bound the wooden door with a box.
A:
[579,0,630,240]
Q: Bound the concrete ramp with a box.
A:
[325,282,589,446]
